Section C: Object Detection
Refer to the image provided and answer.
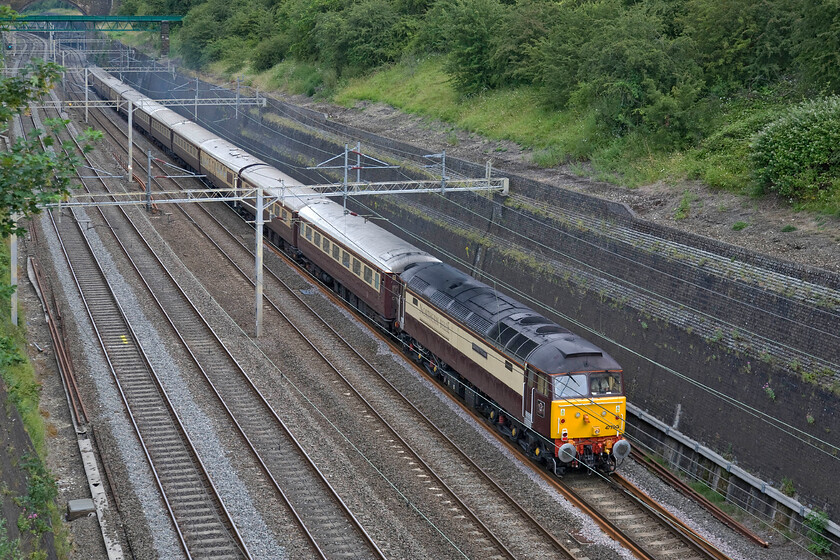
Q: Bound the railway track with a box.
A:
[51,56,584,559]
[17,84,250,559]
[49,45,742,559]
[47,43,387,559]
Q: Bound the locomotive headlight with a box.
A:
[575,412,581,418]
[601,411,607,417]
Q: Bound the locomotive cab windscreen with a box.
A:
[549,370,628,467]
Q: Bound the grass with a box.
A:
[187,45,840,212]
[1,238,69,558]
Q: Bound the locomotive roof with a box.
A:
[199,136,267,173]
[299,200,440,273]
[239,166,317,211]
[400,261,621,374]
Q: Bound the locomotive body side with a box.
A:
[401,283,525,417]
[400,261,630,470]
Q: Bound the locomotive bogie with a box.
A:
[402,288,524,416]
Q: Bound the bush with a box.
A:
[538,0,702,140]
[441,0,507,95]
[751,96,840,202]
[252,35,291,72]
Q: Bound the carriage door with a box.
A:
[523,364,535,429]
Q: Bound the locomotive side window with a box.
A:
[537,374,549,396]
[471,343,487,359]
[590,373,622,395]
[553,374,587,399]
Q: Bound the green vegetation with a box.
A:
[780,476,795,497]
[117,1,840,207]
[732,221,749,231]
[805,509,832,556]
[110,0,840,213]
[674,191,694,220]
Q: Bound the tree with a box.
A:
[0,7,100,238]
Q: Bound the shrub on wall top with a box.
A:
[751,96,840,203]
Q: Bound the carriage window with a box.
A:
[352,259,361,275]
[553,374,587,399]
[314,231,321,246]
[505,361,513,371]
[281,209,288,221]
[227,171,234,184]
[342,251,350,268]
[590,373,622,395]
[305,226,312,241]
[375,273,381,289]
[363,266,372,284]
[333,245,340,260]
[322,237,330,252]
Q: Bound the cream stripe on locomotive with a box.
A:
[405,289,524,395]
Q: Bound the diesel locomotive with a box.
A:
[89,67,630,473]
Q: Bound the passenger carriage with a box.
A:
[297,201,439,327]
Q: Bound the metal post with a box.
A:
[343,143,349,212]
[235,76,240,119]
[441,149,446,194]
[255,87,260,120]
[146,151,152,212]
[255,186,264,338]
[194,77,198,119]
[10,225,17,327]
[61,50,65,94]
[355,141,361,183]
[127,100,133,180]
[84,68,89,124]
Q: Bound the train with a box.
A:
[88,67,630,473]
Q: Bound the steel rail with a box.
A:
[19,41,250,559]
[67,61,567,559]
[630,448,770,548]
[56,51,385,559]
